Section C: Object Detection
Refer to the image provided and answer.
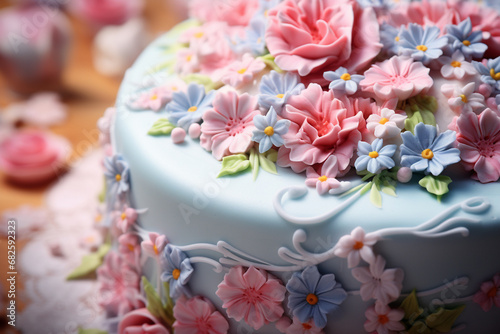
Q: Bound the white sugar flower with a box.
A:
[439,50,477,80]
[364,301,405,334]
[334,227,379,268]
[366,108,406,139]
[442,82,485,114]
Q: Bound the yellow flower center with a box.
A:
[276,94,284,99]
[460,94,468,103]
[340,73,351,81]
[186,55,192,62]
[153,244,159,255]
[188,106,198,112]
[172,86,178,91]
[194,32,204,38]
[95,214,102,223]
[451,61,461,68]
[318,175,328,182]
[172,268,181,280]
[302,323,312,330]
[115,174,121,182]
[237,68,247,74]
[264,126,274,136]
[257,37,262,44]
[121,212,127,220]
[463,40,471,46]
[86,236,95,243]
[416,45,428,52]
[306,293,319,305]
[378,314,389,324]
[353,241,364,250]
[128,244,135,252]
[421,148,434,160]
[379,117,389,125]
[369,151,379,159]
[395,36,400,42]
[150,94,158,100]
[490,68,500,81]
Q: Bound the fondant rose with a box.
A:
[118,308,170,334]
[0,130,70,185]
[265,0,382,85]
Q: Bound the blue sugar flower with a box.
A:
[323,67,364,96]
[380,23,402,56]
[167,83,215,130]
[484,0,500,11]
[399,24,447,65]
[258,70,305,114]
[445,18,488,60]
[287,266,347,329]
[232,15,267,56]
[104,155,130,196]
[252,106,290,153]
[473,57,500,92]
[400,123,460,176]
[160,244,194,299]
[354,138,397,174]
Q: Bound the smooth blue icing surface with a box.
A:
[113,23,500,333]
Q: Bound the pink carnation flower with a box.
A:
[473,273,500,312]
[305,156,341,195]
[364,302,405,334]
[201,91,260,160]
[217,54,266,88]
[141,233,168,258]
[360,56,433,101]
[454,108,500,183]
[278,83,365,173]
[216,266,286,330]
[189,0,259,27]
[265,0,381,85]
[173,295,229,334]
[390,0,457,33]
[334,227,379,268]
[118,308,169,334]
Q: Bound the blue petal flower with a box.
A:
[380,23,402,56]
[160,244,194,299]
[287,266,347,329]
[258,71,305,114]
[354,138,396,174]
[252,106,290,153]
[104,155,130,196]
[399,24,447,65]
[323,67,364,96]
[473,56,500,92]
[232,15,268,56]
[400,123,461,176]
[167,83,215,130]
[445,18,488,60]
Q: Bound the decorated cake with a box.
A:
[90,0,500,333]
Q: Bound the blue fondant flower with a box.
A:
[473,57,500,92]
[252,106,290,153]
[104,155,130,196]
[232,15,267,56]
[160,244,194,299]
[258,70,305,114]
[167,83,215,130]
[399,24,447,65]
[400,123,460,176]
[354,138,397,174]
[323,67,364,96]
[380,23,402,56]
[286,266,347,329]
[445,18,488,60]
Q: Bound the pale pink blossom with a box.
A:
[473,273,500,312]
[364,302,405,334]
[279,316,324,334]
[116,206,139,233]
[175,46,201,76]
[98,107,116,147]
[201,91,260,160]
[127,86,173,111]
[351,255,404,304]
[278,84,365,173]
[454,108,500,183]
[118,233,141,268]
[305,156,341,195]
[441,82,485,114]
[389,0,457,33]
[216,266,286,330]
[189,0,259,26]
[173,295,229,334]
[366,108,407,140]
[334,227,379,268]
[18,92,67,127]
[118,308,169,334]
[141,233,168,258]
[360,56,433,101]
[439,51,477,80]
[79,230,103,252]
[217,54,266,88]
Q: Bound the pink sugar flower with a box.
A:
[265,0,381,85]
[216,266,286,330]
[455,108,500,183]
[439,51,476,80]
[278,316,324,334]
[116,206,139,233]
[334,227,379,268]
[175,46,200,76]
[127,85,173,112]
[189,0,259,27]
[305,156,341,195]
[278,83,365,173]
[201,91,260,160]
[118,233,141,268]
[141,233,168,258]
[217,54,266,88]
[118,308,169,334]
[360,56,433,101]
[173,295,229,334]
[473,273,500,312]
[364,302,405,334]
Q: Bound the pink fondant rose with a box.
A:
[265,0,382,85]
[118,308,170,334]
[0,130,70,184]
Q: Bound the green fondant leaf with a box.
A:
[370,181,382,208]
[360,181,373,196]
[78,329,108,334]
[259,151,278,175]
[217,154,251,178]
[404,96,438,133]
[425,305,466,332]
[408,321,433,334]
[258,54,284,73]
[266,149,278,163]
[67,244,111,280]
[148,118,176,136]
[143,277,175,327]
[359,171,376,182]
[249,148,259,181]
[419,175,452,200]
[401,290,423,322]
[339,182,366,198]
[381,178,397,197]
[183,74,223,92]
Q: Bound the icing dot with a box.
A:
[451,61,461,68]
[340,73,351,81]
[172,268,181,280]
[237,68,247,74]
[276,94,284,99]
[416,44,428,52]
[463,40,471,46]
[188,106,198,112]
[264,126,274,136]
[121,212,127,220]
[379,117,389,125]
[95,214,102,223]
[188,123,201,139]
[397,167,412,183]
[421,148,434,160]
[115,174,122,182]
[318,175,328,182]
[378,314,389,325]
[460,94,468,103]
[306,293,318,305]
[302,323,312,330]
[369,151,379,158]
[172,127,186,144]
[353,241,364,250]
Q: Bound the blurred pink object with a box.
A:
[70,0,143,29]
[0,4,71,94]
[4,92,67,127]
[0,130,71,185]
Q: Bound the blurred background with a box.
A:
[0,0,186,332]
